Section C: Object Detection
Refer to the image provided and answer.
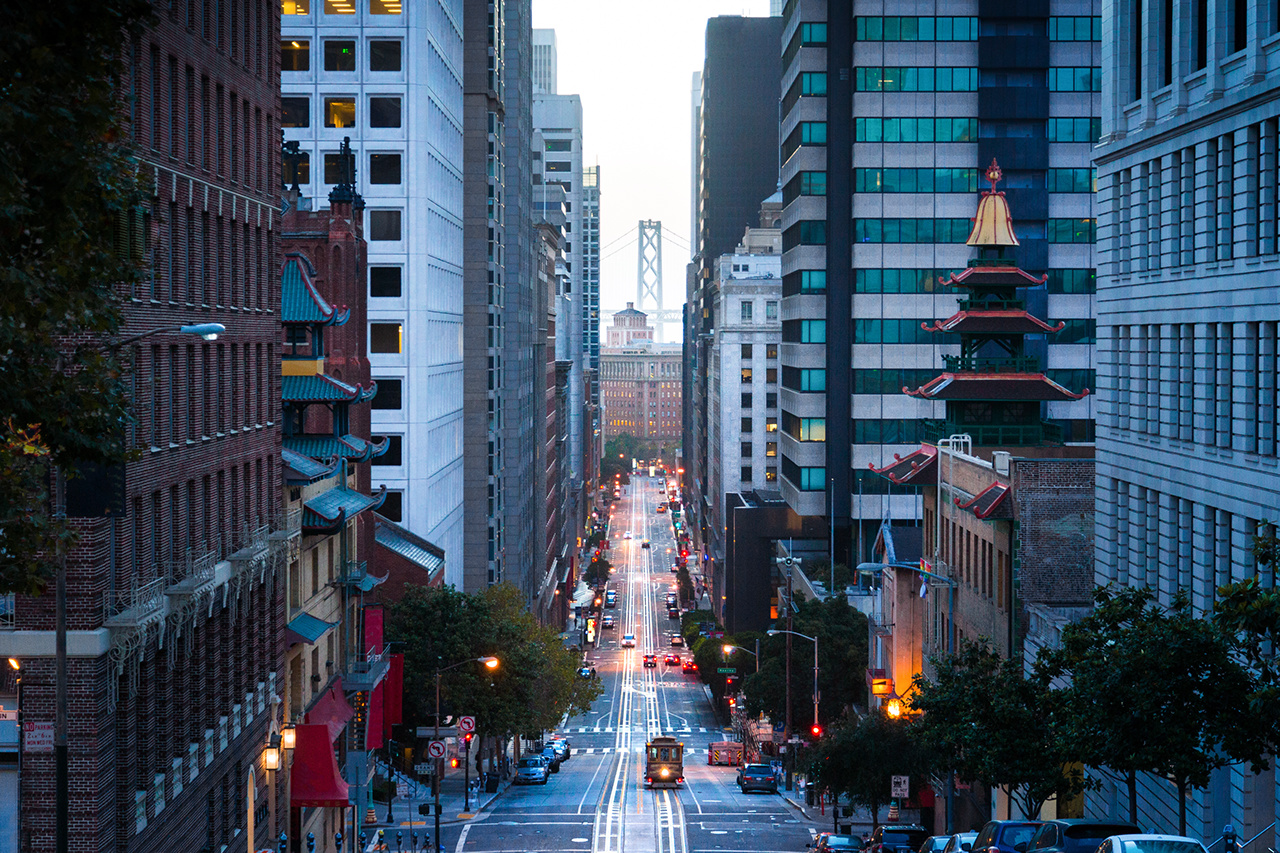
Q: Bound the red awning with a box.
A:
[305,678,354,743]
[289,723,350,809]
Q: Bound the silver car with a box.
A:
[515,756,549,785]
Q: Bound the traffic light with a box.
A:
[463,733,474,746]
[450,757,460,768]
[680,549,689,558]
[811,724,823,739]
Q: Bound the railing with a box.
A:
[104,577,166,625]
[337,559,369,586]
[956,297,1024,312]
[922,419,1064,446]
[941,355,1040,374]
[0,593,14,630]
[344,645,390,693]
[164,549,218,591]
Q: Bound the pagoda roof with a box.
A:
[285,434,389,463]
[282,254,350,327]
[302,484,387,535]
[941,265,1047,289]
[967,159,1019,247]
[868,446,938,485]
[922,310,1065,335]
[282,447,341,484]
[905,373,1090,402]
[955,481,1013,520]
[282,374,377,404]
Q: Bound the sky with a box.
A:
[530,0,773,337]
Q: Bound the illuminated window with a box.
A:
[281,40,310,71]
[281,0,310,13]
[324,97,355,128]
[370,323,402,354]
[369,0,401,12]
[323,0,355,13]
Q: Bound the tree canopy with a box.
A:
[810,711,931,830]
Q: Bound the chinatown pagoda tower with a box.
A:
[908,159,1089,446]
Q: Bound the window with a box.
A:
[1048,67,1102,92]
[741,416,753,432]
[369,0,400,13]
[371,435,403,465]
[783,366,826,392]
[853,218,972,244]
[766,392,777,408]
[855,67,978,92]
[280,40,309,71]
[741,301,753,323]
[854,117,977,143]
[784,221,827,250]
[369,97,401,128]
[781,320,825,343]
[281,97,309,128]
[766,301,778,321]
[854,319,958,344]
[741,442,753,457]
[1047,218,1097,243]
[323,0,354,13]
[741,466,753,482]
[369,210,402,241]
[1048,16,1102,40]
[372,378,402,409]
[323,40,355,71]
[369,41,401,71]
[545,139,573,152]
[1047,118,1101,142]
[741,343,753,359]
[782,459,825,491]
[1045,269,1096,294]
[1046,168,1096,193]
[369,153,401,184]
[783,269,827,296]
[765,468,777,482]
[854,16,978,41]
[283,151,310,186]
[370,266,401,297]
[741,393,753,408]
[766,417,778,433]
[766,367,778,383]
[801,72,827,96]
[741,368,753,383]
[800,22,828,44]
[853,368,938,394]
[282,0,310,12]
[855,168,978,194]
[379,491,403,522]
[370,323,402,353]
[784,412,827,442]
[783,171,828,204]
[324,97,355,128]
[800,122,826,144]
[766,344,778,359]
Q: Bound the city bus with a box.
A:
[644,735,684,788]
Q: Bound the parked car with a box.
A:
[972,821,1044,853]
[643,654,658,667]
[540,745,563,771]
[808,834,860,852]
[920,837,951,853]
[1029,820,1141,853]
[1096,836,1209,853]
[681,659,698,674]
[736,763,778,794]
[942,832,978,853]
[668,608,680,619]
[576,665,592,679]
[621,634,635,647]
[602,613,615,629]
[515,756,549,785]
[870,825,931,853]
[547,738,571,762]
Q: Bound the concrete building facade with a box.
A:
[602,305,683,443]
[1093,0,1280,838]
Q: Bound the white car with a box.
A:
[623,531,633,540]
[621,634,636,648]
[1097,836,1210,853]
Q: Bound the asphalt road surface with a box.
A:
[446,476,819,853]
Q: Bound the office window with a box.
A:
[369,41,401,71]
[855,168,978,194]
[370,323,402,354]
[369,97,401,128]
[766,301,778,321]
[323,40,355,71]
[282,0,310,12]
[283,151,310,186]
[1045,269,1096,294]
[854,16,978,41]
[379,491,403,522]
[741,343,753,359]
[766,344,778,359]
[854,117,978,143]
[1047,168,1097,193]
[741,393,753,408]
[766,392,777,408]
[1048,16,1102,40]
[1047,118,1101,142]
[324,97,355,128]
[853,218,972,244]
[370,266,401,298]
[741,368,753,383]
[741,466,753,482]
[855,66,978,92]
[741,442,753,457]
[369,153,401,184]
[281,40,309,71]
[368,210,402,241]
[766,367,778,384]
[369,0,400,13]
[801,72,827,96]
[741,301,753,323]
[765,468,777,482]
[322,153,346,184]
[372,378,402,409]
[323,0,354,13]
[741,417,753,432]
[1048,67,1102,92]
[800,122,827,144]
[782,459,826,491]
[281,97,309,128]
[371,435,403,465]
[1047,218,1097,243]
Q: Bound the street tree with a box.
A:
[0,1,154,594]
[912,641,1084,819]
[810,710,931,830]
[1037,585,1265,832]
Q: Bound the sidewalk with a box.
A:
[358,764,510,850]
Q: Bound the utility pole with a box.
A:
[784,551,794,790]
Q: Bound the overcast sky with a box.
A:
[530,0,772,335]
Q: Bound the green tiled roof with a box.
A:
[282,448,340,483]
[286,612,337,644]
[282,374,362,403]
[302,485,387,533]
[284,434,387,462]
[281,254,350,326]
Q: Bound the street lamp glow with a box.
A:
[722,644,734,656]
[886,697,903,718]
[179,322,226,340]
[480,656,499,669]
[7,657,18,671]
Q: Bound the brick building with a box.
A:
[600,307,682,442]
[1,2,286,851]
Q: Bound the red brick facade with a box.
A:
[11,3,286,851]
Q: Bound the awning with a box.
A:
[304,678,354,743]
[288,723,350,808]
[286,612,336,647]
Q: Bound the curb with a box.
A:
[784,795,812,820]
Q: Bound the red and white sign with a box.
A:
[24,721,53,753]
[427,740,446,758]
[458,716,476,734]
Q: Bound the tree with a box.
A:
[811,711,931,829]
[912,641,1084,819]
[1037,585,1265,833]
[0,2,154,593]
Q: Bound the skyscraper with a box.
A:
[532,28,557,95]
[777,0,1098,563]
[282,0,467,583]
[1094,0,1280,833]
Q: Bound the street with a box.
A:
[444,475,819,853]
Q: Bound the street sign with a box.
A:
[458,716,476,734]
[891,774,910,798]
[416,726,458,737]
[23,722,53,753]
[427,740,446,758]
[414,763,432,775]
[717,667,737,674]
[397,782,409,797]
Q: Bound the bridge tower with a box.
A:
[636,219,663,339]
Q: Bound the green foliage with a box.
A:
[0,1,154,593]
[387,584,601,740]
[741,595,869,727]
[585,554,612,587]
[912,641,1084,819]
[810,711,931,829]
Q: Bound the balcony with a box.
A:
[103,577,166,628]
[164,550,218,598]
[922,419,1063,446]
[336,560,386,593]
[955,298,1024,313]
[344,646,390,694]
[940,355,1040,374]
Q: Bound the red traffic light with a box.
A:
[463,733,474,744]
[811,724,823,738]
[450,758,460,768]
[680,549,689,558]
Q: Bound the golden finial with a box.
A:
[985,159,1003,193]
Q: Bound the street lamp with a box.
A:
[721,641,760,674]
[52,320,226,853]
[433,656,498,851]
